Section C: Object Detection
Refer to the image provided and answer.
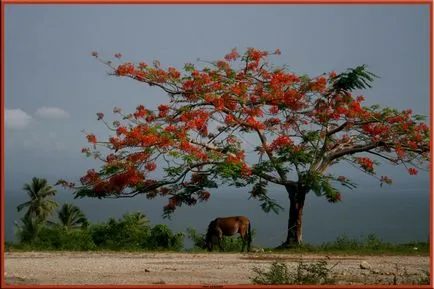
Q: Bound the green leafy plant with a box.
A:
[251,260,337,285]
[148,224,184,251]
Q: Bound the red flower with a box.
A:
[115,63,134,76]
[116,126,128,136]
[408,168,418,175]
[168,67,181,79]
[270,135,293,150]
[269,105,279,114]
[337,176,346,182]
[86,134,97,144]
[199,191,211,201]
[145,162,157,172]
[356,157,374,173]
[356,95,365,102]
[380,176,393,184]
[224,48,240,61]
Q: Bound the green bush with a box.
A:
[35,227,96,250]
[186,227,206,250]
[318,233,397,253]
[88,212,151,250]
[147,224,184,251]
[416,271,430,285]
[251,262,293,284]
[251,260,336,285]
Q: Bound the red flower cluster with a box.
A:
[270,135,293,150]
[380,176,393,184]
[408,168,418,175]
[356,157,374,173]
[224,48,240,61]
[86,134,97,144]
[145,162,157,172]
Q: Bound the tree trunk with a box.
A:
[283,185,307,246]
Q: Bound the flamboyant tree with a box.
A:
[58,48,430,246]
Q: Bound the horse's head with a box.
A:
[206,241,213,252]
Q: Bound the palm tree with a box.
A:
[17,177,58,222]
[122,211,150,229]
[15,213,43,243]
[50,203,88,231]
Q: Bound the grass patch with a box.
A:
[266,234,429,256]
[5,233,429,255]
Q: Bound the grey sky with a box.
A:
[5,4,430,191]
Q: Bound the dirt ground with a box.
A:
[4,251,430,285]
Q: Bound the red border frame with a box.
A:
[1,1,432,288]
[1,0,433,3]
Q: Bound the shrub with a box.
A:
[147,224,184,251]
[251,260,336,285]
[88,212,151,250]
[30,226,96,250]
[186,227,206,250]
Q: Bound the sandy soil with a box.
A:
[4,251,430,285]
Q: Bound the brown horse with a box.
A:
[204,216,252,252]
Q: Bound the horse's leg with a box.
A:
[240,229,246,252]
[247,222,252,252]
[217,229,224,251]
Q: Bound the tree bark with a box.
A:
[283,184,307,246]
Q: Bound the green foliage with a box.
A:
[49,203,88,230]
[17,177,58,222]
[148,224,184,251]
[251,260,336,285]
[277,147,313,165]
[248,181,284,214]
[217,162,244,181]
[320,233,386,251]
[186,227,206,250]
[88,212,151,250]
[269,234,429,256]
[331,65,379,93]
[255,194,284,214]
[88,214,184,251]
[15,214,44,244]
[218,233,251,252]
[35,226,96,250]
[416,271,430,285]
[251,262,292,284]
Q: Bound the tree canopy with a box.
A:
[58,48,429,224]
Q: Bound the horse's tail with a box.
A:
[247,220,252,251]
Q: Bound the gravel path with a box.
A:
[4,252,430,285]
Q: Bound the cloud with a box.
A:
[35,107,70,119]
[22,131,69,152]
[5,108,32,130]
